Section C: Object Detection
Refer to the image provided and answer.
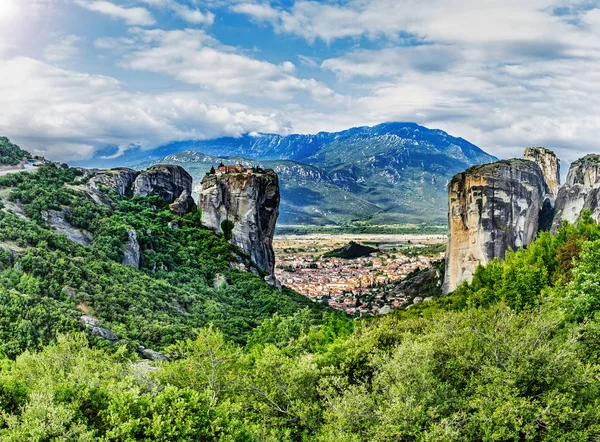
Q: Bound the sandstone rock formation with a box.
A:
[524,147,560,197]
[87,168,137,198]
[133,165,195,210]
[199,168,280,276]
[87,165,196,215]
[443,159,548,293]
[552,154,600,232]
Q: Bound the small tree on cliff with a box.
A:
[210,166,216,174]
[221,219,234,241]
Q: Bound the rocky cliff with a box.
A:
[199,169,280,276]
[552,154,600,232]
[524,147,560,197]
[87,165,196,215]
[443,159,548,293]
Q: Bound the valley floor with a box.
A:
[274,234,446,316]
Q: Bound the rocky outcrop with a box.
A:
[443,159,548,293]
[169,190,196,216]
[86,165,196,215]
[552,154,600,232]
[137,346,168,361]
[199,169,280,276]
[122,229,141,269]
[80,315,119,342]
[524,147,560,197]
[87,168,137,198]
[41,208,94,246]
[133,165,195,208]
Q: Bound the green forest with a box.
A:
[0,145,599,440]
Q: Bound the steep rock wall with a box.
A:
[133,165,196,209]
[443,160,547,293]
[552,154,600,232]
[87,165,196,215]
[524,147,560,197]
[199,170,280,276]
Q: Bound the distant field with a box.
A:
[274,233,447,257]
[275,223,448,236]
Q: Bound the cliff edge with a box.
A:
[443,159,548,293]
[198,167,280,276]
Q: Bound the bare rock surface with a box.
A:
[80,315,119,342]
[199,168,280,276]
[443,159,547,293]
[87,168,137,198]
[524,147,560,197]
[122,229,141,269]
[41,208,94,246]
[133,165,196,210]
[552,154,600,232]
[86,165,196,215]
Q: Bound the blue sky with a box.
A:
[1,0,600,164]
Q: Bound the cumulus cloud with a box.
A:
[101,28,343,102]
[241,0,600,163]
[0,57,291,161]
[139,0,214,25]
[74,0,156,26]
[43,35,84,63]
[231,0,593,46]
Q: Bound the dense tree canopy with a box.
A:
[0,137,29,166]
[0,157,599,440]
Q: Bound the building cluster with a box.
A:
[210,164,263,174]
[274,251,442,316]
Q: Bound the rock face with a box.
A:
[524,147,561,197]
[133,165,195,205]
[80,315,119,342]
[552,155,600,232]
[199,168,280,276]
[41,209,94,246]
[122,229,141,269]
[87,165,196,215]
[443,159,548,293]
[87,168,137,198]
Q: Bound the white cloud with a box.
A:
[232,0,590,46]
[230,3,279,21]
[139,0,215,25]
[106,28,343,102]
[0,57,291,161]
[43,35,84,63]
[75,0,156,26]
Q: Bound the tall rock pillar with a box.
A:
[199,167,280,276]
[442,160,547,293]
[552,154,600,233]
[524,147,560,197]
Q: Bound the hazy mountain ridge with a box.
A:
[110,123,497,226]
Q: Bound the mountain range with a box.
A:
[75,122,497,227]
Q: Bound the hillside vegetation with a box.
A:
[0,160,324,358]
[0,137,29,166]
[1,214,600,439]
[0,140,599,440]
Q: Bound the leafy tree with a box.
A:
[221,219,234,241]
